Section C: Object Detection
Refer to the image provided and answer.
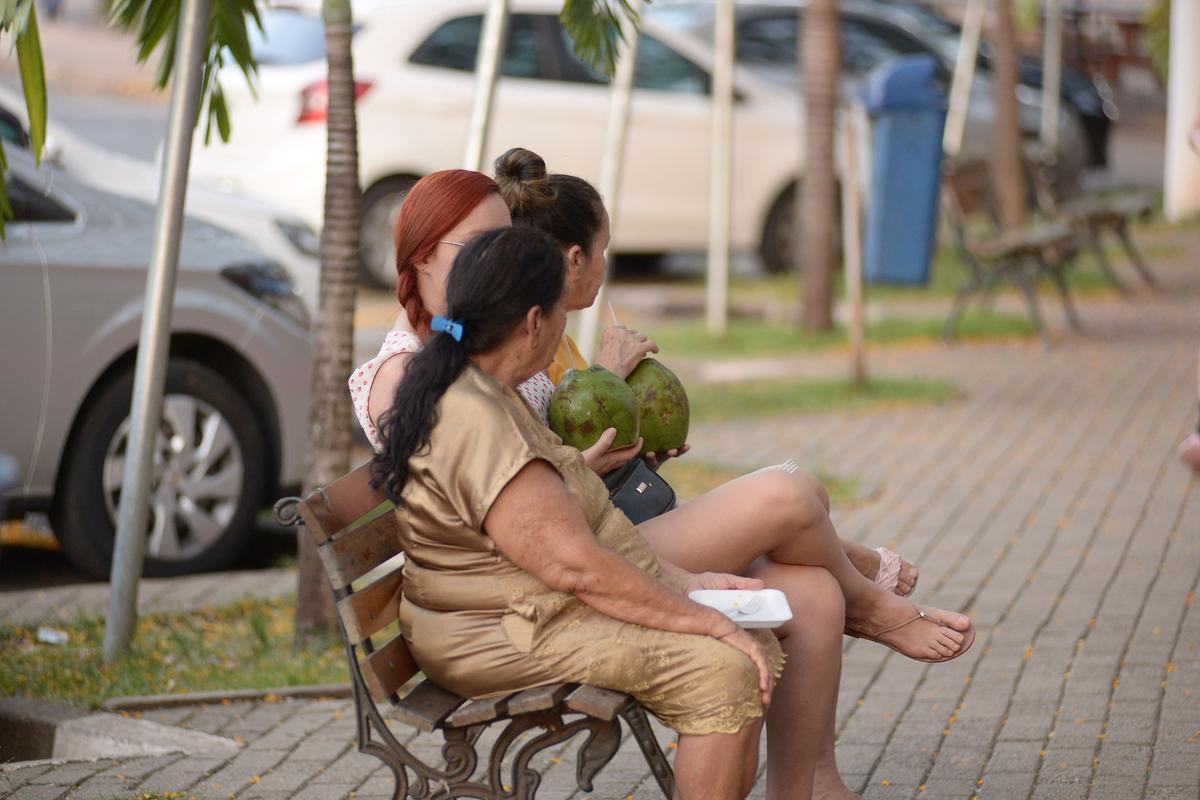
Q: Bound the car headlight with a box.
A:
[221,261,310,329]
[275,216,321,257]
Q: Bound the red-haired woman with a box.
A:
[351,165,974,800]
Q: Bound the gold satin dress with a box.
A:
[395,366,784,736]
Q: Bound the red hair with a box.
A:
[394,170,501,336]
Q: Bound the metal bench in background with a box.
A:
[1027,155,1157,294]
[274,463,675,800]
[940,159,1083,340]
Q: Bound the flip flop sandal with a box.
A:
[874,547,916,597]
[845,606,976,664]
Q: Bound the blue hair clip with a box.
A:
[431,315,464,342]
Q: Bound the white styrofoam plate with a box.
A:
[687,589,794,629]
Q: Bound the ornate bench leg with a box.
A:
[619,705,676,799]
[1114,219,1156,286]
[1010,262,1046,339]
[1087,220,1128,294]
[1041,254,1082,331]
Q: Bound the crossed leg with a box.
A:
[640,465,972,662]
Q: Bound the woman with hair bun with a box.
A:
[492,146,921,597]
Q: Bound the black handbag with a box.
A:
[602,458,677,525]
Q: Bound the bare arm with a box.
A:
[367,353,412,431]
[484,460,773,702]
[485,460,730,636]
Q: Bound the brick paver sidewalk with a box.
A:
[3,250,1198,799]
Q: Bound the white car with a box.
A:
[190,0,1086,283]
[0,82,323,315]
[191,0,803,282]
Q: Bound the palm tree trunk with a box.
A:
[296,0,362,642]
[798,0,839,331]
[990,0,1027,229]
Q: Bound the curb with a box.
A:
[100,683,352,712]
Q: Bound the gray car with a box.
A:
[0,147,313,577]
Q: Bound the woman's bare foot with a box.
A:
[844,541,918,596]
[845,590,972,662]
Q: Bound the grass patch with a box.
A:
[644,312,1034,359]
[0,597,346,709]
[687,377,961,423]
[657,458,860,505]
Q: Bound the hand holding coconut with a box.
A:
[549,357,691,474]
[594,323,659,379]
[580,427,643,474]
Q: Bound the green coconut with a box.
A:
[626,358,690,456]
[548,365,641,451]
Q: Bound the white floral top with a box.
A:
[350,329,556,451]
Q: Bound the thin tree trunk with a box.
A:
[798,0,839,331]
[296,0,362,642]
[990,0,1027,229]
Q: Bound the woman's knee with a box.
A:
[767,565,845,635]
[802,567,845,623]
[753,469,830,533]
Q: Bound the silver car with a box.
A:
[0,147,313,577]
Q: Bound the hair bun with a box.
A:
[494,147,555,215]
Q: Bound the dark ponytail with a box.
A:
[370,227,566,504]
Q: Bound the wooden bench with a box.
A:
[274,463,676,800]
[1027,155,1157,293]
[941,159,1083,340]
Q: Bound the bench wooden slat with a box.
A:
[338,565,404,644]
[506,683,573,716]
[565,685,632,722]
[393,679,466,733]
[300,462,391,542]
[361,633,421,702]
[972,222,1077,261]
[317,512,404,591]
[444,694,510,728]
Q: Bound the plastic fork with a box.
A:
[730,591,766,616]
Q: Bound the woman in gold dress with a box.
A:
[370,226,783,799]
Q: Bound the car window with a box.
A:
[6,175,75,224]
[557,26,711,94]
[249,9,330,66]
[0,105,30,149]
[408,14,546,79]
[637,36,710,93]
[737,14,797,65]
[734,12,934,76]
[841,18,929,75]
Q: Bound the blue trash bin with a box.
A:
[862,55,947,285]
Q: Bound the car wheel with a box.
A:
[760,182,843,276]
[760,184,799,275]
[54,359,268,578]
[611,253,665,276]
[360,176,419,289]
